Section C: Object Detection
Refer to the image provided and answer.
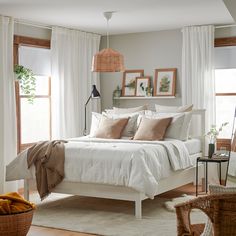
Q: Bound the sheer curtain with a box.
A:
[51,27,101,139]
[0,16,17,193]
[182,25,215,132]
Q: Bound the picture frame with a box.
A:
[122,70,144,96]
[135,76,151,97]
[154,68,177,96]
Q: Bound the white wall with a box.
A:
[14,23,51,40]
[215,27,236,38]
[100,29,182,110]
[14,23,236,112]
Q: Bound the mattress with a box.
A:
[184,138,202,155]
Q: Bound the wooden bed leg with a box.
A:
[135,195,142,219]
[24,179,29,201]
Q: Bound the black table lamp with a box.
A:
[83,85,100,135]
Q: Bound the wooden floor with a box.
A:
[28,183,196,236]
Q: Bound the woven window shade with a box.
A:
[92,48,125,72]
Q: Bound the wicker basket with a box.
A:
[0,209,34,236]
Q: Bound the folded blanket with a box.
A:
[0,192,35,215]
[27,140,67,200]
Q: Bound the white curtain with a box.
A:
[0,16,17,193]
[51,27,101,139]
[182,25,215,132]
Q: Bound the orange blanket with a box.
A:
[0,192,35,215]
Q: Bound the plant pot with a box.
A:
[208,143,215,158]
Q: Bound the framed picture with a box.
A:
[154,68,177,96]
[135,77,151,97]
[122,70,144,96]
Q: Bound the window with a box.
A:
[214,41,236,142]
[20,75,51,145]
[14,36,51,152]
[215,68,236,138]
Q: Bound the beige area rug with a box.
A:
[164,194,196,212]
[31,193,207,236]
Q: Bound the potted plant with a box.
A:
[145,87,153,97]
[14,65,36,104]
[113,85,122,98]
[206,122,228,158]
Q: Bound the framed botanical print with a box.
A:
[135,76,151,97]
[154,68,176,96]
[122,70,144,96]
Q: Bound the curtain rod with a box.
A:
[215,24,236,29]
[14,19,102,35]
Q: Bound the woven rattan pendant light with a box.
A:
[92,12,125,72]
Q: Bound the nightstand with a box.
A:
[195,155,229,196]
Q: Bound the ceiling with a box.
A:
[0,0,234,35]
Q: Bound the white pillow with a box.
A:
[112,105,148,114]
[90,112,141,137]
[90,112,103,137]
[143,111,192,141]
[105,113,139,137]
[155,104,193,113]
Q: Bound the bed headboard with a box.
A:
[190,109,206,154]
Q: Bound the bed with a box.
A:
[6,109,205,218]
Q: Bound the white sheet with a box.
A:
[183,138,202,155]
[6,137,193,198]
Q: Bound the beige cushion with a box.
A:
[112,105,148,114]
[95,116,129,139]
[105,113,140,137]
[133,117,172,141]
[90,112,143,137]
[155,104,193,113]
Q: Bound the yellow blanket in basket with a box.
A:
[0,192,35,215]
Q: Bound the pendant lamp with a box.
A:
[92,12,125,72]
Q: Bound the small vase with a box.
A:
[208,143,215,158]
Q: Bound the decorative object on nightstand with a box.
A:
[83,85,100,135]
[206,122,228,158]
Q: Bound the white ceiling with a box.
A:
[0,0,234,35]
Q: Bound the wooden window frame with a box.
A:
[14,35,51,153]
[214,37,236,148]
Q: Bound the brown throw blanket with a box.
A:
[27,140,67,200]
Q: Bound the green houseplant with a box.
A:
[14,65,36,104]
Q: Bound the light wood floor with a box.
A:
[28,183,196,236]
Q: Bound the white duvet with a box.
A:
[6,137,193,198]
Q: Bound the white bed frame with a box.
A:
[24,109,205,219]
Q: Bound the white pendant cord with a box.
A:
[106,18,109,48]
[104,11,115,49]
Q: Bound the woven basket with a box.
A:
[0,209,34,236]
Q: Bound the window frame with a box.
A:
[214,37,236,150]
[14,35,51,153]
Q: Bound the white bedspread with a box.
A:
[6,137,193,198]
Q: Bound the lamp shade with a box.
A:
[91,85,100,98]
[92,48,125,72]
